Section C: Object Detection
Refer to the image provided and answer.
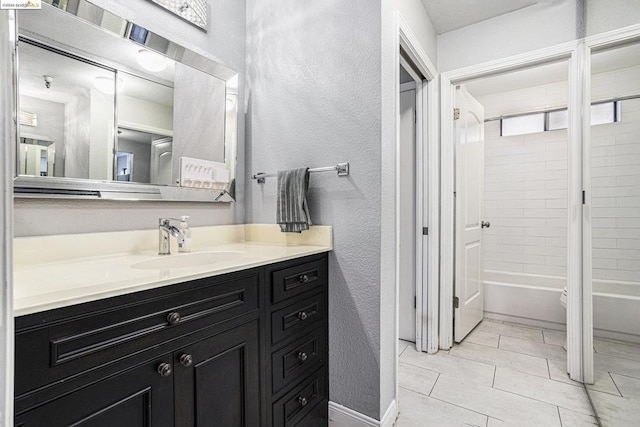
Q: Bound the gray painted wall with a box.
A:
[245,0,383,418]
[14,0,246,236]
[118,138,150,183]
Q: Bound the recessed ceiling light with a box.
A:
[137,49,167,72]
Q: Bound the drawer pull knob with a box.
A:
[298,311,308,321]
[167,312,181,325]
[299,274,310,284]
[298,352,308,362]
[157,362,172,377]
[179,353,193,367]
[298,396,308,407]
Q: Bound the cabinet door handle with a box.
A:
[297,396,308,407]
[299,274,310,284]
[157,362,172,377]
[179,353,193,367]
[297,351,308,362]
[167,312,181,325]
[481,221,491,229]
[297,311,308,321]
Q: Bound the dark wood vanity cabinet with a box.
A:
[14,253,329,426]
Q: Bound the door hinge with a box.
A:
[453,108,460,120]
[582,190,586,205]
[453,296,459,309]
[423,227,428,236]
[414,110,417,124]
[414,296,417,308]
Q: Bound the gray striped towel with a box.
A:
[277,168,311,233]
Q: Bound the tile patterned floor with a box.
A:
[396,319,599,427]
[587,338,640,427]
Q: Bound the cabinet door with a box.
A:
[15,356,174,427]
[174,320,260,427]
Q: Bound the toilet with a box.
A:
[560,287,568,350]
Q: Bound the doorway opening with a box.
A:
[398,57,422,345]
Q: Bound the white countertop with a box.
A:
[14,225,332,317]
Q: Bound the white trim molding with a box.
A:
[329,400,398,427]
[0,9,15,425]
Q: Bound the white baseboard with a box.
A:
[329,400,398,427]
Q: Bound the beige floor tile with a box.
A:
[398,362,439,396]
[400,345,496,387]
[430,374,561,427]
[499,336,567,362]
[595,352,640,379]
[542,329,566,347]
[450,341,549,378]
[585,370,622,396]
[611,373,640,399]
[594,338,640,362]
[547,357,575,385]
[477,320,544,343]
[493,367,594,414]
[398,340,410,357]
[588,389,640,427]
[465,330,500,348]
[558,407,599,426]
[396,387,487,427]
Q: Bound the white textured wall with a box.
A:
[437,0,577,72]
[586,0,640,36]
[245,0,383,419]
[14,0,246,236]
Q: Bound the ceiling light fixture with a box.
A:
[137,49,167,72]
[94,76,124,94]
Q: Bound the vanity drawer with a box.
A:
[272,368,327,427]
[15,271,260,396]
[270,258,327,304]
[271,292,327,346]
[272,326,327,394]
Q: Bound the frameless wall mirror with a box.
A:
[14,0,238,202]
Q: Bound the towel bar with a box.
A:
[251,162,349,184]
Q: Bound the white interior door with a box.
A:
[454,85,485,343]
[399,87,417,342]
[150,137,173,185]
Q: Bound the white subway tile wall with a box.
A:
[481,117,568,280]
[591,98,640,285]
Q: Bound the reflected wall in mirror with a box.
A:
[15,0,238,202]
[586,40,640,426]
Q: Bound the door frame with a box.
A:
[392,12,439,360]
[438,40,586,381]
[1,9,15,425]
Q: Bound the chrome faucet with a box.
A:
[158,218,182,255]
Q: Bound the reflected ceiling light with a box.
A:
[137,49,167,72]
[94,76,124,94]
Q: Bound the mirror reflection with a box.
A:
[15,0,238,201]
[18,40,116,180]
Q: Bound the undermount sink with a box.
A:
[131,251,248,270]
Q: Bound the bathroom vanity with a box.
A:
[13,225,331,426]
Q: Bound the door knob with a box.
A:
[298,311,308,321]
[297,352,308,362]
[481,221,491,229]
